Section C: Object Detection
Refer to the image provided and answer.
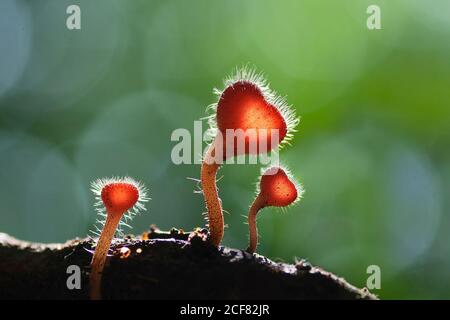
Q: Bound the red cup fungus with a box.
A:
[201,67,299,247]
[89,177,148,300]
[247,166,303,254]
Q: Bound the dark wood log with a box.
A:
[0,228,377,300]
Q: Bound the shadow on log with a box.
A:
[0,227,377,300]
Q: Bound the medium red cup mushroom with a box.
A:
[247,166,303,254]
[89,177,148,300]
[202,68,299,247]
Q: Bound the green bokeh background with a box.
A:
[1,0,449,299]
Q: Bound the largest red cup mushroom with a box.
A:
[201,68,299,246]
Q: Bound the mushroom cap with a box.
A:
[217,81,287,158]
[91,176,149,237]
[101,183,139,217]
[259,167,299,207]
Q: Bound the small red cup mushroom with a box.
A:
[202,67,299,247]
[247,166,303,254]
[89,177,148,300]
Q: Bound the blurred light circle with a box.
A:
[142,1,248,83]
[381,146,442,272]
[75,90,198,178]
[404,0,450,33]
[281,133,373,263]
[16,0,126,110]
[281,129,442,277]
[75,90,202,232]
[0,0,32,97]
[0,132,88,242]
[241,1,368,82]
[343,0,410,50]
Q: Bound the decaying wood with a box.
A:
[0,227,377,300]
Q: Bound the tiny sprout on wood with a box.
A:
[247,167,303,254]
[89,177,148,300]
[202,67,299,247]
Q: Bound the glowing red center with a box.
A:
[101,183,139,216]
[260,168,298,207]
[216,81,287,158]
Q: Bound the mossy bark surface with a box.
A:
[0,228,377,300]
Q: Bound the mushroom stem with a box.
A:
[201,138,224,247]
[246,193,266,254]
[89,213,121,300]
